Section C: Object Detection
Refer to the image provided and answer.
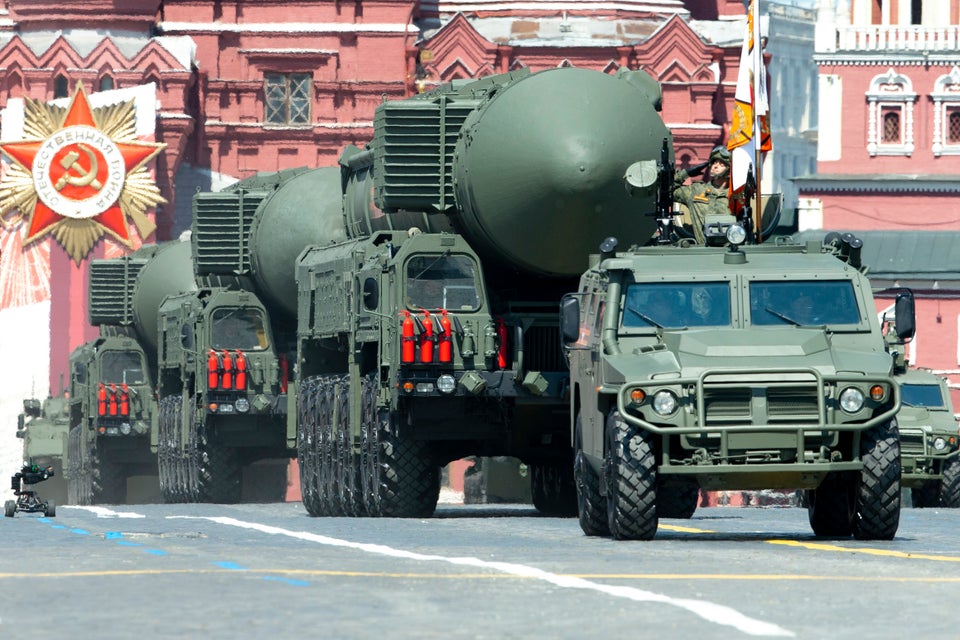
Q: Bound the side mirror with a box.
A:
[894,290,916,341]
[74,362,87,384]
[560,295,581,345]
[363,277,379,310]
[17,414,25,430]
[180,324,195,350]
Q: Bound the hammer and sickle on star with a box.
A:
[55,143,103,191]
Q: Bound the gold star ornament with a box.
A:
[0,82,166,263]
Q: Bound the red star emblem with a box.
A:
[1,85,163,244]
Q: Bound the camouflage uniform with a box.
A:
[672,171,729,245]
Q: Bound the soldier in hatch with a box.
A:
[673,145,731,245]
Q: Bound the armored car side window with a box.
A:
[100,351,146,384]
[901,384,945,408]
[211,308,269,350]
[750,281,861,326]
[622,282,731,329]
[406,254,481,311]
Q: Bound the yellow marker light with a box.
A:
[869,385,885,401]
[209,403,218,412]
[402,381,415,393]
[630,389,646,404]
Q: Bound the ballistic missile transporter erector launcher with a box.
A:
[69,240,196,504]
[561,230,916,540]
[291,66,671,517]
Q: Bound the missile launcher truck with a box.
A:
[156,167,330,502]
[892,368,960,508]
[16,394,69,505]
[292,66,672,517]
[66,240,196,504]
[561,224,916,540]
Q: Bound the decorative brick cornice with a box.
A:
[793,174,960,193]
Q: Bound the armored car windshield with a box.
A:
[621,282,731,329]
[406,254,481,311]
[900,383,945,408]
[100,351,146,385]
[210,307,269,350]
[749,280,861,327]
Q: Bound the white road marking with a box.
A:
[172,515,793,637]
[63,505,146,518]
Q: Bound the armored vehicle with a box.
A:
[463,457,533,505]
[562,231,914,540]
[15,395,69,504]
[67,240,196,503]
[292,66,671,517]
[895,368,960,507]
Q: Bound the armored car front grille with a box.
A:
[702,384,820,426]
[898,429,926,456]
[523,325,565,372]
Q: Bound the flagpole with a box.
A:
[752,0,762,243]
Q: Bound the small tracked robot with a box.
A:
[5,463,56,517]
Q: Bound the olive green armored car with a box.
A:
[16,394,69,504]
[896,368,960,508]
[562,232,915,540]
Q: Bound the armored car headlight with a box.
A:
[437,374,456,394]
[933,437,947,451]
[726,224,747,246]
[839,387,865,413]
[652,390,678,416]
[120,422,132,435]
[235,398,250,413]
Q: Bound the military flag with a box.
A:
[727,0,771,224]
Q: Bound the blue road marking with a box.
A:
[105,531,123,539]
[50,524,66,530]
[212,561,246,571]
[70,528,89,535]
[143,549,167,556]
[263,576,310,587]
[115,540,142,547]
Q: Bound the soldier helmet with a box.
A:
[709,145,731,165]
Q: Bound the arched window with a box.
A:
[865,68,915,156]
[881,110,901,143]
[99,76,114,91]
[949,111,960,145]
[54,74,69,98]
[932,66,960,156]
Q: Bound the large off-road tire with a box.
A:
[530,461,577,517]
[603,410,657,540]
[44,500,56,517]
[67,424,93,506]
[336,376,364,516]
[4,500,15,517]
[911,481,940,509]
[359,374,381,516]
[806,471,854,537]
[198,425,242,504]
[94,454,126,505]
[377,407,439,518]
[852,419,901,540]
[319,378,343,516]
[939,456,960,508]
[158,395,184,503]
[573,415,608,536]
[298,376,323,516]
[657,477,699,519]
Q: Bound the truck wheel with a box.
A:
[852,420,901,540]
[298,376,323,516]
[806,471,854,537]
[939,456,960,508]
[67,424,93,506]
[359,374,381,516]
[319,377,343,516]
[4,500,15,517]
[94,454,126,505]
[158,396,178,502]
[336,376,365,516]
[44,500,56,517]
[574,415,608,536]
[377,407,439,518]
[603,410,657,540]
[657,478,699,519]
[531,462,577,517]
[198,427,242,504]
[911,481,940,508]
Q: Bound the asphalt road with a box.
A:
[1,502,958,639]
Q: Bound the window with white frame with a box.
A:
[866,68,915,157]
[932,66,960,156]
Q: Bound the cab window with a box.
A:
[750,281,860,326]
[100,351,146,384]
[901,383,945,408]
[211,307,269,350]
[622,282,731,329]
[406,254,481,311]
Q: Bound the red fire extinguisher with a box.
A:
[420,310,434,363]
[401,311,416,363]
[120,383,130,416]
[496,317,508,370]
[234,350,247,390]
[207,350,220,389]
[438,310,452,363]
[97,383,107,416]
[221,350,234,389]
